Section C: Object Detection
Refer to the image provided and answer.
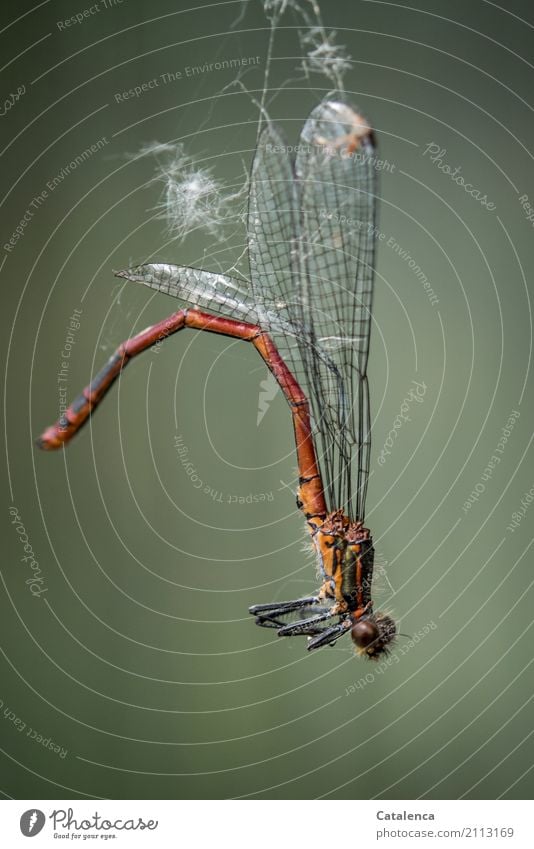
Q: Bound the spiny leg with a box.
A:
[249,597,320,629]
[249,597,319,615]
[253,605,353,648]
[277,609,336,637]
[307,621,352,651]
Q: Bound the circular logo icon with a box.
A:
[20,810,46,837]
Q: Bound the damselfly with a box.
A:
[38,99,396,659]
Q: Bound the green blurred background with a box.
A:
[1,0,533,800]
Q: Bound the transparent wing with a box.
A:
[294,100,378,519]
[247,122,298,324]
[117,100,378,521]
[115,264,260,323]
[115,262,302,339]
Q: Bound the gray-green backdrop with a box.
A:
[2,0,533,800]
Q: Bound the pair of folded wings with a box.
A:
[119,99,378,519]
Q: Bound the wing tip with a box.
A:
[255,99,376,160]
[313,98,376,152]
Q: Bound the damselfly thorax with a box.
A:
[249,509,395,657]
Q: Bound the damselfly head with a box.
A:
[351,612,396,660]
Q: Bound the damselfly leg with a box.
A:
[249,597,321,629]
[250,596,353,647]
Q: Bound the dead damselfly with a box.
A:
[38,99,396,660]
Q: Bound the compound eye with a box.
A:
[351,619,378,649]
